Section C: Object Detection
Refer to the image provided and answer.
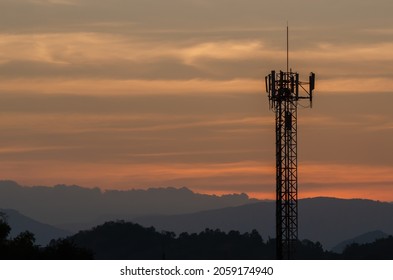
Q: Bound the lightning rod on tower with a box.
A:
[265,26,316,260]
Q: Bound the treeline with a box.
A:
[2,216,393,259]
[341,236,393,259]
[70,221,280,259]
[66,221,393,260]
[0,214,92,260]
[67,221,331,259]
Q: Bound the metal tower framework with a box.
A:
[265,69,315,259]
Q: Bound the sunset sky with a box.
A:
[0,0,393,200]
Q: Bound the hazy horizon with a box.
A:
[1,179,392,203]
[0,0,392,201]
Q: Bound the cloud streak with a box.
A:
[29,0,79,5]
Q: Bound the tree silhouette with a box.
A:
[341,236,393,259]
[0,211,92,260]
[2,212,392,260]
[68,221,340,260]
[0,212,11,241]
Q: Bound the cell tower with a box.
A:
[265,26,315,260]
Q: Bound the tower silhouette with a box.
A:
[265,26,315,259]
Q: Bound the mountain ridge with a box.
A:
[0,208,71,246]
[2,180,393,249]
[331,230,389,253]
[0,180,258,230]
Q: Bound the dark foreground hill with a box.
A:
[68,221,393,260]
[68,221,331,260]
[341,236,393,259]
[2,215,393,259]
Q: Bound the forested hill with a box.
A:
[68,221,326,260]
[68,221,393,260]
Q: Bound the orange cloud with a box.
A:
[0,146,71,155]
[0,78,262,95]
[1,76,392,97]
[28,0,78,6]
[0,160,273,189]
[299,163,393,185]
[317,78,393,94]
[1,32,392,96]
[180,41,265,65]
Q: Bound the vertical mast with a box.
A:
[287,23,289,74]
[265,27,316,259]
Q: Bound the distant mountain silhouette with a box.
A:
[300,197,393,249]
[2,180,393,250]
[134,197,393,250]
[0,209,71,246]
[0,180,258,232]
[331,230,389,253]
[134,201,275,237]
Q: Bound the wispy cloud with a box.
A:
[0,78,263,95]
[300,163,393,185]
[28,0,79,6]
[0,146,72,155]
[180,41,265,65]
[0,31,391,94]
[316,78,393,94]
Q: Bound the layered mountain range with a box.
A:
[1,180,392,250]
